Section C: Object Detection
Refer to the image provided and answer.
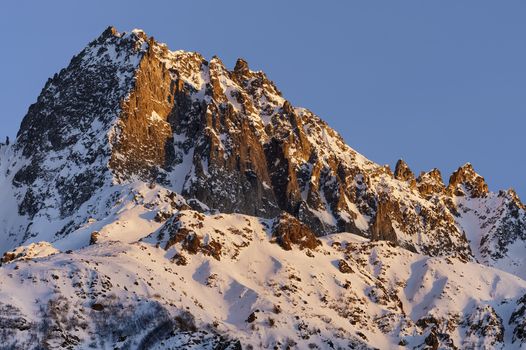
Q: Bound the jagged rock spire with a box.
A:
[506,188,526,210]
[234,58,250,76]
[101,25,119,38]
[393,159,417,190]
[447,163,488,198]
[370,198,397,244]
[416,168,445,198]
[394,159,414,182]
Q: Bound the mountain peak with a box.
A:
[416,168,445,197]
[4,25,526,275]
[234,58,250,75]
[448,163,488,198]
[500,188,526,211]
[130,28,147,36]
[394,159,415,182]
[101,25,119,38]
[2,26,526,348]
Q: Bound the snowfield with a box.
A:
[2,218,526,349]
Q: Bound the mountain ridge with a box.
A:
[0,27,525,349]
[2,26,526,268]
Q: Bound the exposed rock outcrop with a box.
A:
[109,38,175,181]
[271,212,321,251]
[0,242,59,264]
[447,163,489,198]
[416,169,445,198]
[370,199,397,244]
[394,159,415,184]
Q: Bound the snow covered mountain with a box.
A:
[0,27,525,349]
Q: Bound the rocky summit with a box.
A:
[0,27,525,349]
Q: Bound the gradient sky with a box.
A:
[1,1,525,198]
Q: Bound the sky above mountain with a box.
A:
[1,0,525,198]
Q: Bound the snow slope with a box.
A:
[0,212,525,349]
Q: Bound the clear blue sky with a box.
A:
[1,1,525,198]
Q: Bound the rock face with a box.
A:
[109,35,175,181]
[14,27,145,218]
[416,168,445,198]
[370,198,397,244]
[0,26,525,271]
[463,189,526,275]
[447,163,489,198]
[271,212,321,251]
[510,294,526,344]
[462,305,504,348]
[394,159,416,188]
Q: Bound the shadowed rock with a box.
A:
[370,199,397,244]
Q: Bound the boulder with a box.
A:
[271,212,321,251]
